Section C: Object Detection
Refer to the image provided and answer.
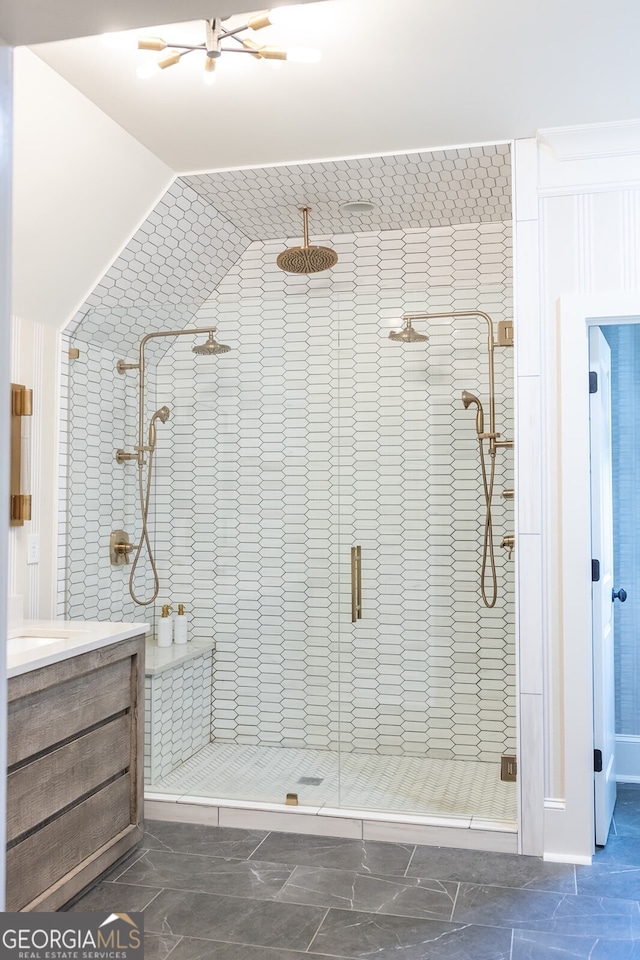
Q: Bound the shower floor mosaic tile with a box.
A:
[150,742,517,823]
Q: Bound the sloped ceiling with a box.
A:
[184,144,511,240]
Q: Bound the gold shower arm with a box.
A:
[401,310,497,446]
[117,325,218,454]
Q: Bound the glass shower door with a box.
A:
[336,285,517,824]
[146,294,342,807]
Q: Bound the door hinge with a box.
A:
[594,749,603,773]
[589,371,598,393]
[592,559,601,582]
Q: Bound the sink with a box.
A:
[7,628,84,658]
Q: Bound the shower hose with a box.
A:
[478,437,498,608]
[129,447,161,607]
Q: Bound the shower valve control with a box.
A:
[500,535,515,560]
[110,529,134,566]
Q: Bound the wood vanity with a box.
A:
[6,632,145,911]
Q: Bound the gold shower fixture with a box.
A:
[389,311,515,608]
[104,8,321,85]
[276,207,339,274]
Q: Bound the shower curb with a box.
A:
[144,793,518,853]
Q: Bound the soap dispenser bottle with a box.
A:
[157,604,173,647]
[174,603,188,645]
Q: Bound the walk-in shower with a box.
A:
[62,141,515,842]
[115,325,231,605]
[389,310,514,607]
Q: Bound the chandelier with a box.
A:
[104,9,321,85]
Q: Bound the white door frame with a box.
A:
[548,294,640,860]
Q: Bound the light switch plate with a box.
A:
[27,534,40,565]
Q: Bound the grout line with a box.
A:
[141,887,164,912]
[403,845,417,878]
[247,833,271,861]
[449,881,461,922]
[161,935,183,960]
[305,907,330,954]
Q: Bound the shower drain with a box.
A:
[298,776,324,786]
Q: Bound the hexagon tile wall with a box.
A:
[154,219,514,764]
[60,144,514,771]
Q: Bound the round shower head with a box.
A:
[388,320,429,343]
[276,207,338,275]
[192,331,231,356]
[154,405,171,423]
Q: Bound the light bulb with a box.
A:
[136,60,161,79]
[286,46,322,63]
[204,58,217,84]
[101,32,139,50]
[264,5,307,26]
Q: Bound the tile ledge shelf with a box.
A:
[145,637,216,676]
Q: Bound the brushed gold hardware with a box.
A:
[10,384,33,527]
[501,754,517,782]
[502,489,514,500]
[12,385,33,417]
[68,347,80,360]
[11,494,31,523]
[285,793,299,806]
[110,529,134,566]
[351,547,357,623]
[388,311,514,608]
[351,546,363,622]
[115,448,140,464]
[497,320,515,347]
[138,37,168,51]
[500,535,515,559]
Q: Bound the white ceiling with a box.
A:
[0,0,312,45]
[30,0,640,173]
[184,144,511,239]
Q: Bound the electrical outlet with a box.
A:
[27,534,40,565]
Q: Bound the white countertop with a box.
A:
[145,637,216,676]
[6,620,150,679]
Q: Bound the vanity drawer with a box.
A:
[7,657,131,766]
[7,713,132,842]
[6,775,131,911]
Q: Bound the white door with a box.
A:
[589,326,617,846]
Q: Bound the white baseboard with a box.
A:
[615,735,640,782]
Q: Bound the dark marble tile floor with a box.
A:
[65,795,640,959]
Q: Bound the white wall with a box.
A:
[0,32,12,912]
[12,47,173,330]
[8,315,60,619]
[514,122,640,861]
[9,47,175,615]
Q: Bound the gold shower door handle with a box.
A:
[351,546,362,622]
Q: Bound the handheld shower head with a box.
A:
[461,390,484,436]
[149,405,171,448]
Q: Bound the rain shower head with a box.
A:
[192,331,231,356]
[276,207,338,275]
[388,319,430,343]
